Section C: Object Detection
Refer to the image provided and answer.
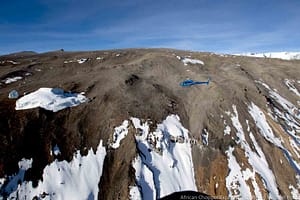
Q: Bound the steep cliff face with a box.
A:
[0,49,299,199]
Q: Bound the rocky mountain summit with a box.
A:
[0,48,299,199]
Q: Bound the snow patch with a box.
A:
[110,120,129,149]
[255,80,271,90]
[284,79,300,98]
[16,88,88,112]
[215,183,219,189]
[226,147,252,199]
[52,145,61,156]
[289,175,300,200]
[0,60,20,65]
[64,60,74,64]
[129,186,142,200]
[224,125,231,136]
[289,185,300,199]
[4,76,23,84]
[18,159,33,170]
[244,168,263,199]
[8,141,106,200]
[77,58,88,64]
[225,111,231,116]
[1,158,32,196]
[181,58,204,65]
[10,61,19,65]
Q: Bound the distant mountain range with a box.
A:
[235,51,300,60]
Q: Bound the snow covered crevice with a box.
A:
[284,79,300,98]
[226,105,281,199]
[15,88,88,112]
[248,102,300,174]
[256,80,300,148]
[248,103,283,147]
[269,91,300,120]
[257,80,300,120]
[5,141,106,200]
[131,115,197,199]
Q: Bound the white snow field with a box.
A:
[131,115,197,199]
[235,52,300,60]
[15,88,88,112]
[7,141,106,200]
[226,105,281,199]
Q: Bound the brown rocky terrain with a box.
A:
[0,48,299,199]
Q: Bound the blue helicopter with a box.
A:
[180,77,210,87]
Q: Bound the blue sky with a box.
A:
[1,0,300,55]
